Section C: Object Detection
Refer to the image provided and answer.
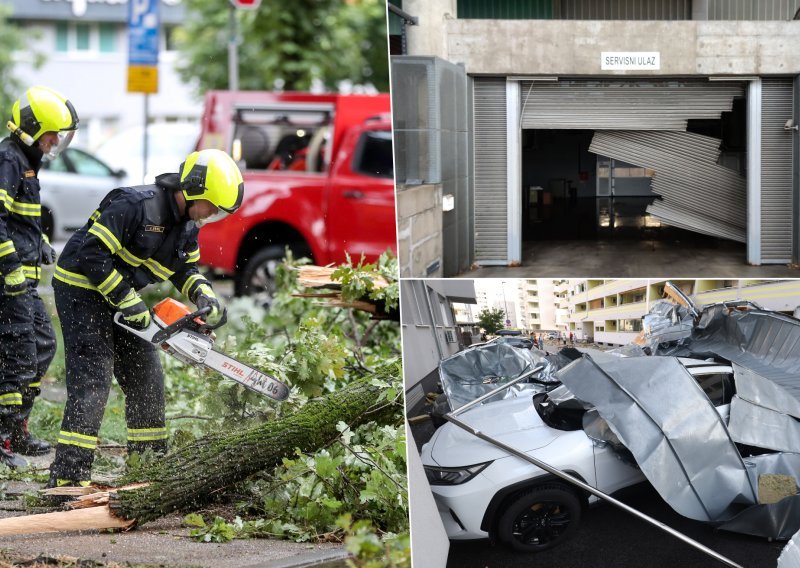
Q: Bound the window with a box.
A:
[231,105,333,173]
[619,319,642,332]
[75,23,91,51]
[55,22,69,52]
[352,130,393,178]
[67,149,114,177]
[99,23,116,53]
[694,373,735,406]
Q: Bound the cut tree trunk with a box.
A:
[111,375,398,524]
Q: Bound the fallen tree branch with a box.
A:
[0,506,135,536]
[110,375,400,524]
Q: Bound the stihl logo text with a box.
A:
[222,361,245,377]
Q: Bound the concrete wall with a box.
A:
[401,1,800,77]
[397,184,444,277]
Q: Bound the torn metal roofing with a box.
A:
[556,354,757,522]
[588,130,747,242]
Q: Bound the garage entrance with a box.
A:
[519,80,747,250]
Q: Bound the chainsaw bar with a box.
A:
[114,312,290,402]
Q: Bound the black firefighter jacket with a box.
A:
[0,137,46,282]
[54,173,210,306]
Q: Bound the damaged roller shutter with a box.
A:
[519,81,743,130]
[473,78,508,263]
[589,130,747,242]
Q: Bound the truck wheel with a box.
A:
[235,245,310,308]
[497,484,581,552]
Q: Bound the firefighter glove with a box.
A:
[3,267,27,296]
[41,235,57,265]
[193,283,221,324]
[117,289,151,330]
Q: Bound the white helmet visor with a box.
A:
[43,130,75,162]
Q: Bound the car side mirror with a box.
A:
[113,169,127,178]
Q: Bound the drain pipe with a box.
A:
[445,373,743,568]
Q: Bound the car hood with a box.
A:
[425,395,562,467]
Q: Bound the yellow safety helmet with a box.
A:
[8,86,79,152]
[179,149,244,220]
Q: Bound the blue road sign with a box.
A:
[128,0,160,66]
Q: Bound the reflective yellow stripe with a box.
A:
[0,189,40,216]
[87,222,121,253]
[118,248,145,267]
[22,265,40,280]
[53,266,96,291]
[181,274,205,297]
[116,290,142,310]
[0,392,22,405]
[90,210,100,222]
[57,430,97,450]
[143,258,174,281]
[56,479,91,487]
[127,427,168,442]
[0,240,15,259]
[186,248,200,263]
[28,381,40,389]
[97,269,123,296]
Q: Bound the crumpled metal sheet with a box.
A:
[688,305,800,390]
[557,354,757,521]
[718,453,800,540]
[641,300,695,348]
[438,342,556,410]
[728,396,800,454]
[779,526,800,568]
[732,363,800,420]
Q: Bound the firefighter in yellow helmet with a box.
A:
[48,149,243,488]
[0,86,79,468]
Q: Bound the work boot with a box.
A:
[44,473,92,506]
[10,418,51,455]
[0,437,28,469]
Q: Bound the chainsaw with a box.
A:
[114,298,290,402]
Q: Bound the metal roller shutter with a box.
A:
[520,81,744,130]
[473,78,508,263]
[589,130,747,242]
[761,78,794,263]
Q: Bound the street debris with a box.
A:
[424,282,800,561]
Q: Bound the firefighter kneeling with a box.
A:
[47,149,243,489]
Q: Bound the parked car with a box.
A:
[496,336,533,350]
[546,331,559,340]
[93,122,200,185]
[195,91,395,307]
[39,146,128,241]
[497,329,523,337]
[421,357,735,552]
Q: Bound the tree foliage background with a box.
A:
[175,0,389,94]
[0,6,44,117]
[478,307,506,335]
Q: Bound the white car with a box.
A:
[39,147,128,241]
[421,358,735,552]
[94,122,199,185]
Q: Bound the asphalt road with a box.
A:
[446,483,784,568]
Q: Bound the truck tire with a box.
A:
[235,245,310,308]
[497,484,581,552]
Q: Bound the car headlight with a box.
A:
[424,461,492,485]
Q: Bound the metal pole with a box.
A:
[228,4,239,90]
[444,379,744,568]
[143,94,149,185]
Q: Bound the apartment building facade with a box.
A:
[566,278,800,345]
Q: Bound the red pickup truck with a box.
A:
[195,91,396,305]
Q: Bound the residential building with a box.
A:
[566,279,800,345]
[7,0,200,149]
